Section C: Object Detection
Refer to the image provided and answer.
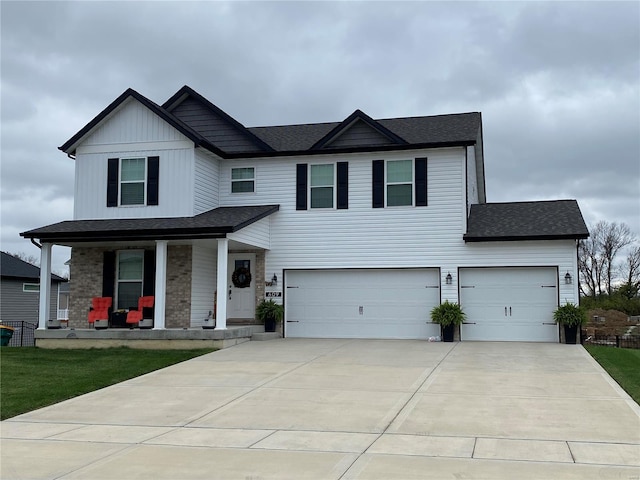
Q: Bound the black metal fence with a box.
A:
[1,321,36,347]
[582,332,640,350]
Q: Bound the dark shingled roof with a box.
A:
[60,86,482,158]
[464,200,589,242]
[1,252,66,282]
[248,112,481,153]
[20,205,279,243]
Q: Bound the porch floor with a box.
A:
[34,326,272,350]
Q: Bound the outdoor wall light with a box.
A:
[445,272,453,285]
[565,272,572,284]
[271,274,278,286]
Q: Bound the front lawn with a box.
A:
[0,347,215,420]
[584,345,640,405]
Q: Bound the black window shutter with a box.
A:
[372,160,384,208]
[337,162,348,209]
[107,158,119,207]
[143,249,156,296]
[102,251,116,298]
[147,156,159,206]
[296,163,308,210]
[415,157,428,206]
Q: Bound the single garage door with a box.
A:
[285,269,441,339]
[459,267,559,342]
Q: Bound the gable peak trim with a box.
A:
[311,109,408,150]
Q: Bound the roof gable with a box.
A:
[163,86,274,154]
[311,110,407,150]
[59,88,226,157]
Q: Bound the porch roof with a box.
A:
[20,205,279,243]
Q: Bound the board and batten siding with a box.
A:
[190,244,217,327]
[81,99,190,147]
[0,279,60,324]
[74,147,195,220]
[194,149,220,214]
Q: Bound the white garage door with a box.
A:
[459,267,559,342]
[285,269,441,339]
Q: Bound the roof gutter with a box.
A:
[30,238,42,249]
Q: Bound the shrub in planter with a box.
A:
[430,301,466,342]
[553,303,587,344]
[255,299,284,333]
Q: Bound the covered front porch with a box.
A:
[20,205,280,342]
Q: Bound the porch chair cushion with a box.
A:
[88,297,112,324]
[126,296,155,324]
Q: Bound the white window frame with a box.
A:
[120,157,147,206]
[23,283,39,292]
[231,167,256,194]
[386,159,414,207]
[115,250,144,310]
[309,163,335,209]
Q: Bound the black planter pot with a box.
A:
[264,317,277,333]
[441,324,455,342]
[564,324,579,344]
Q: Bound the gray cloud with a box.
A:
[1,0,639,274]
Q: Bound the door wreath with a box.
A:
[232,267,252,288]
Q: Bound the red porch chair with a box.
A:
[126,296,155,326]
[88,297,112,326]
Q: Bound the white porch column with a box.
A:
[38,243,52,330]
[216,238,228,330]
[153,240,168,330]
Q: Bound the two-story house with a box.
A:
[21,86,589,342]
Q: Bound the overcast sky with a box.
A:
[1,1,639,276]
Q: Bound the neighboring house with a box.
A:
[21,86,589,341]
[0,252,67,325]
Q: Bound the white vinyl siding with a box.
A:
[227,216,271,250]
[231,167,255,193]
[194,149,219,214]
[74,147,194,220]
[386,159,413,207]
[310,164,334,208]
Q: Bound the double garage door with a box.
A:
[285,267,559,342]
[459,267,559,342]
[285,269,441,339]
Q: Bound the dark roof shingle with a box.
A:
[20,205,279,243]
[1,252,66,281]
[464,200,589,242]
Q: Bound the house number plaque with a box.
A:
[265,292,282,298]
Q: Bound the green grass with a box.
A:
[584,345,640,405]
[0,347,215,420]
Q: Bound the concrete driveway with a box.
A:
[2,340,639,479]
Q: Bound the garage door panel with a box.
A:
[285,269,441,339]
[460,267,558,342]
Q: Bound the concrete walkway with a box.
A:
[2,340,639,479]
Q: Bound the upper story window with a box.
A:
[310,164,334,208]
[120,158,146,205]
[386,160,413,207]
[373,158,427,208]
[107,156,159,208]
[296,162,348,210]
[231,167,255,193]
[116,250,143,310]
